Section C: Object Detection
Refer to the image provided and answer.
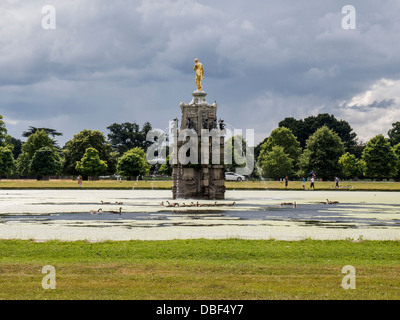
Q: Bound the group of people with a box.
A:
[283,170,340,190]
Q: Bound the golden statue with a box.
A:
[194,58,204,91]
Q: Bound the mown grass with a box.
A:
[0,179,399,191]
[0,239,399,300]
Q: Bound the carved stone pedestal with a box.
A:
[172,90,226,200]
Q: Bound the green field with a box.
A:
[1,239,399,300]
[0,179,399,191]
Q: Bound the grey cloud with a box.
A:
[345,98,396,112]
[1,0,400,146]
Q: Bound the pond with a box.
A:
[0,189,399,241]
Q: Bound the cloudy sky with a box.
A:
[1,0,400,147]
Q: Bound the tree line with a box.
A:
[0,114,400,181]
[0,118,152,180]
[256,114,400,181]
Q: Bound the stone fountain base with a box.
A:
[172,90,226,200]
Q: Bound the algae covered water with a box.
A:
[0,189,399,241]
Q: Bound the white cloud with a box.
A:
[338,78,400,142]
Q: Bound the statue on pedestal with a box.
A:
[194,58,204,91]
[172,59,225,200]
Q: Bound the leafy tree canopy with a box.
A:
[393,143,400,180]
[16,130,58,176]
[107,121,152,155]
[22,126,63,138]
[29,146,62,179]
[0,115,14,151]
[10,137,22,159]
[116,147,151,179]
[158,154,172,176]
[362,134,398,179]
[62,129,116,176]
[22,126,63,149]
[258,145,293,180]
[0,147,15,176]
[258,127,301,165]
[338,152,365,179]
[298,126,345,180]
[279,113,358,153]
[388,121,400,146]
[75,147,108,178]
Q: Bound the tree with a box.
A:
[393,143,400,181]
[0,147,15,177]
[22,126,63,138]
[158,155,172,176]
[278,117,308,149]
[0,116,17,168]
[10,137,22,159]
[362,135,398,179]
[75,147,108,180]
[257,127,301,169]
[16,130,57,176]
[29,147,62,180]
[62,129,116,176]
[258,145,293,180]
[22,126,63,149]
[107,121,153,155]
[116,147,151,179]
[298,126,345,180]
[254,136,268,161]
[224,135,254,175]
[338,152,365,179]
[279,113,358,153]
[0,115,15,152]
[0,115,9,148]
[388,122,400,146]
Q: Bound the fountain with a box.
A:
[172,59,226,200]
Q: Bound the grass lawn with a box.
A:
[0,179,399,191]
[0,239,399,300]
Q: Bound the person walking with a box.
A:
[285,176,288,188]
[310,176,315,189]
[302,177,306,189]
[77,175,82,188]
[335,176,340,188]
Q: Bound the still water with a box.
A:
[0,189,399,241]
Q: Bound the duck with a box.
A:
[165,201,179,207]
[101,201,111,204]
[325,199,339,204]
[280,202,293,206]
[227,202,236,206]
[115,201,123,205]
[90,208,102,214]
[109,207,122,214]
